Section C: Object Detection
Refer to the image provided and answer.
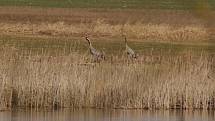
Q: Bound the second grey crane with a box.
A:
[124,35,138,59]
[85,35,105,62]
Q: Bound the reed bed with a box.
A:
[0,20,208,42]
[0,47,214,110]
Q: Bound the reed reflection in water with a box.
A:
[0,109,215,121]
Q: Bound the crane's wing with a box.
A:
[126,45,135,55]
[90,46,101,56]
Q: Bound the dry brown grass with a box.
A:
[0,47,214,110]
[0,6,213,42]
[0,6,206,25]
[0,6,214,110]
[0,21,208,42]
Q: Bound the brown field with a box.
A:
[0,7,207,25]
[0,21,208,42]
[0,6,214,41]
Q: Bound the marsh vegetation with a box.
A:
[0,1,215,111]
[0,40,214,110]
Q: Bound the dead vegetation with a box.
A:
[0,6,212,42]
[0,47,214,110]
[0,6,214,110]
[0,21,208,42]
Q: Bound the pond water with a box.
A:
[0,109,214,121]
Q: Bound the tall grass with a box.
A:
[0,47,214,110]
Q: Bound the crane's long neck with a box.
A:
[124,36,128,46]
[86,37,92,47]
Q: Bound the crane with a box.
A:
[124,35,138,59]
[85,35,105,62]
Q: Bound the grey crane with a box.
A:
[124,35,138,59]
[85,35,105,62]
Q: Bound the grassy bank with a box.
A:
[0,0,215,9]
[0,46,214,110]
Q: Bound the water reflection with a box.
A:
[0,109,214,121]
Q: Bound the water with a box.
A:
[0,109,215,121]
